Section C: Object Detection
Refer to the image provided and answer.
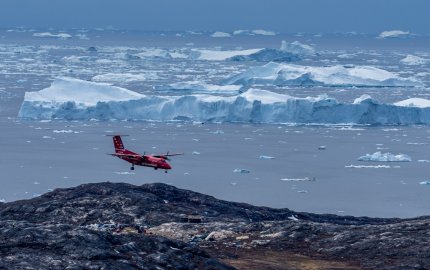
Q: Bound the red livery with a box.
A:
[108,135,182,172]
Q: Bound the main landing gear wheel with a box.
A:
[130,166,135,170]
[165,170,168,173]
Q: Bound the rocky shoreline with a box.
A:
[0,182,428,269]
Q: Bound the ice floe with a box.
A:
[345,165,391,169]
[233,168,250,173]
[378,30,410,39]
[420,181,430,185]
[358,152,412,162]
[92,73,158,83]
[280,40,315,56]
[233,29,276,36]
[400,55,428,65]
[33,32,72,39]
[191,48,262,61]
[225,62,421,87]
[280,177,315,181]
[211,32,231,38]
[154,81,242,94]
[18,77,430,125]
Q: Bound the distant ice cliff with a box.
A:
[18,77,430,125]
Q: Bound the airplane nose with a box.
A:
[164,162,172,170]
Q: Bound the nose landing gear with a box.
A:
[130,165,135,170]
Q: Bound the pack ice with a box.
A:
[225,62,421,87]
[358,152,412,162]
[18,77,430,124]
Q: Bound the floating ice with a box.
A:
[358,152,412,162]
[378,30,410,39]
[418,160,430,163]
[191,48,262,61]
[233,168,250,173]
[192,151,200,155]
[394,98,430,108]
[211,31,231,38]
[53,130,80,134]
[21,77,144,106]
[92,73,158,83]
[345,165,391,169]
[18,78,430,125]
[225,62,421,87]
[33,32,72,39]
[0,199,5,203]
[420,181,430,185]
[259,155,275,159]
[233,29,276,36]
[280,177,315,181]
[280,40,315,56]
[114,172,135,175]
[400,55,428,65]
[154,81,241,95]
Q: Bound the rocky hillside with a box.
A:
[0,182,428,269]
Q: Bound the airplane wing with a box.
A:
[153,153,184,159]
[109,153,142,158]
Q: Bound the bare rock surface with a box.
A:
[0,182,429,269]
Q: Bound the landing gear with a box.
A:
[165,170,168,173]
[130,165,135,170]
[154,167,158,170]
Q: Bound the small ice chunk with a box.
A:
[34,181,40,185]
[233,168,250,173]
[345,164,391,168]
[259,155,274,159]
[358,152,411,162]
[114,172,135,175]
[419,181,430,185]
[281,177,315,182]
[418,160,430,163]
[192,151,201,155]
[211,31,231,38]
[0,199,6,203]
[297,190,308,193]
[318,146,326,150]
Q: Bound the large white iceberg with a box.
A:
[18,78,430,124]
[225,62,421,87]
[358,152,412,162]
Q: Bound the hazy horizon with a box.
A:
[1,0,429,34]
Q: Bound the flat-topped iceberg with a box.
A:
[19,78,430,124]
[358,152,412,162]
[225,62,421,87]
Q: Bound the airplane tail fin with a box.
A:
[113,136,124,152]
[106,135,128,153]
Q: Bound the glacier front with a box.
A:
[18,77,430,125]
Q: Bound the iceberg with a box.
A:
[18,78,430,125]
[378,30,410,39]
[33,32,72,39]
[191,48,263,61]
[225,62,422,87]
[358,152,412,162]
[394,98,430,108]
[211,32,231,38]
[280,40,315,56]
[400,55,428,65]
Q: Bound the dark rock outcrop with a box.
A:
[0,182,429,269]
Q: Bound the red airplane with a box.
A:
[108,135,182,172]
